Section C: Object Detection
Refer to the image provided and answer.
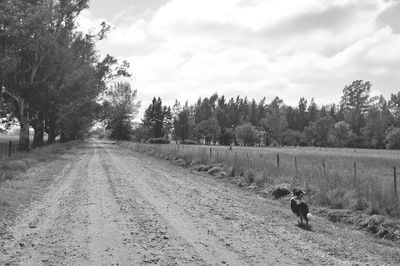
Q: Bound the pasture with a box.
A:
[134,143,400,217]
[0,135,19,143]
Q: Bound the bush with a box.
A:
[149,138,170,144]
[181,139,197,145]
[385,127,400,149]
[235,123,259,146]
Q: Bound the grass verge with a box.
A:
[0,141,79,238]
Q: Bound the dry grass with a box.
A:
[0,141,78,223]
[0,141,77,189]
[127,142,400,218]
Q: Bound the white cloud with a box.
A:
[79,0,400,118]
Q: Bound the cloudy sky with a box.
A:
[78,0,400,118]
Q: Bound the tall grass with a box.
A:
[129,142,400,217]
[0,141,76,182]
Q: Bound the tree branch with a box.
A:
[2,86,20,103]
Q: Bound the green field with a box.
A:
[133,143,400,217]
[0,135,19,143]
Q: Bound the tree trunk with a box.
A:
[47,116,57,144]
[33,111,45,147]
[18,99,30,151]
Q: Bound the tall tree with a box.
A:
[340,80,371,134]
[248,99,258,126]
[307,98,318,123]
[143,97,170,138]
[389,92,400,127]
[297,97,308,130]
[194,118,220,145]
[329,121,353,147]
[101,82,140,140]
[173,109,192,142]
[315,116,334,146]
[361,95,392,148]
[260,97,287,143]
[1,0,64,147]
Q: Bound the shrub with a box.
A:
[149,138,170,144]
[385,127,400,149]
[181,140,197,145]
[235,123,259,146]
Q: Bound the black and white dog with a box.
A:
[290,188,312,227]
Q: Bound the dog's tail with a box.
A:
[307,213,312,220]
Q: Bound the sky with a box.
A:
[77,0,400,119]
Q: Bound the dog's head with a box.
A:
[291,188,305,199]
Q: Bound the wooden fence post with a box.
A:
[322,159,326,174]
[394,166,398,198]
[276,154,280,168]
[295,156,298,175]
[353,162,357,182]
[8,141,12,157]
[209,148,212,160]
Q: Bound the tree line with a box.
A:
[137,80,400,149]
[0,0,133,148]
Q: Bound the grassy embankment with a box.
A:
[0,139,77,223]
[128,143,400,218]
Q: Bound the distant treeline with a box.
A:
[137,80,400,149]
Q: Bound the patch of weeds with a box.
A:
[261,171,274,185]
[269,183,291,199]
[244,169,256,184]
[253,173,264,187]
[349,196,369,212]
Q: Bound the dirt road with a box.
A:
[1,140,399,265]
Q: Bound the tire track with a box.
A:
[103,144,274,265]
[86,144,135,265]
[98,145,208,265]
[1,150,91,265]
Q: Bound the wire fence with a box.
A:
[132,143,399,214]
[0,141,29,160]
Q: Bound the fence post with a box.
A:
[353,162,357,183]
[246,153,249,168]
[322,159,326,174]
[209,148,212,160]
[276,154,280,168]
[394,166,398,199]
[8,141,12,157]
[295,156,298,175]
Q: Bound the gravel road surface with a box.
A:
[1,140,399,265]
